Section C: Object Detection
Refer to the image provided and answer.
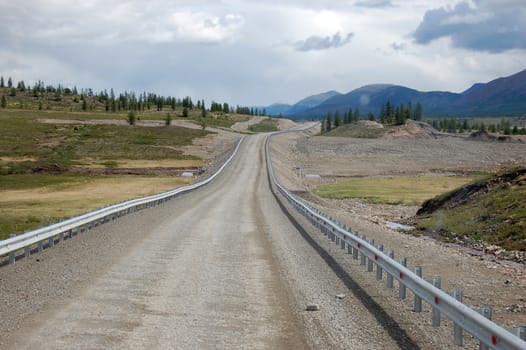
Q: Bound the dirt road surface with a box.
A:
[0,133,424,349]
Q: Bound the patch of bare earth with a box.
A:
[270,126,526,338]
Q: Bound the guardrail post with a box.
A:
[368,240,375,272]
[25,245,31,258]
[432,277,442,327]
[59,232,64,243]
[8,234,16,264]
[376,245,384,280]
[352,242,359,260]
[507,327,526,341]
[387,250,394,288]
[340,233,345,249]
[399,258,407,300]
[449,290,464,346]
[48,235,55,248]
[414,266,422,312]
[38,240,43,252]
[68,229,73,239]
[475,307,492,350]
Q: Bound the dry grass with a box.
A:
[0,175,192,238]
[78,158,203,169]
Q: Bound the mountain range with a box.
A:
[263,69,526,119]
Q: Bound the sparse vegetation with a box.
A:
[322,123,387,138]
[127,110,136,125]
[415,168,526,251]
[313,175,482,206]
[248,118,278,133]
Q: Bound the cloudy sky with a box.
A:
[0,0,525,106]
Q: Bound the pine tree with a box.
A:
[0,76,4,88]
[7,77,12,88]
[413,102,423,121]
[334,111,341,128]
[82,99,87,111]
[1,95,6,108]
[353,107,360,122]
[326,112,333,132]
[462,119,469,132]
[368,112,375,121]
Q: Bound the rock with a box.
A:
[335,294,346,300]
[306,304,320,311]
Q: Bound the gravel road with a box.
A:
[0,133,432,349]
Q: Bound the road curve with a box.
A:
[2,133,414,349]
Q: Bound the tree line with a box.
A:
[321,101,423,133]
[430,118,526,135]
[0,75,262,116]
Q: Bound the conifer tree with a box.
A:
[334,110,341,127]
[1,95,6,108]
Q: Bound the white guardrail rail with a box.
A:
[265,127,526,350]
[0,136,245,265]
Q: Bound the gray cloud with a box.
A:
[413,1,526,52]
[294,32,354,52]
[391,42,406,51]
[355,0,393,8]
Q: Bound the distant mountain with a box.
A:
[264,103,292,116]
[294,84,459,118]
[261,90,341,117]
[452,69,526,116]
[461,83,484,95]
[286,90,341,115]
[268,69,526,119]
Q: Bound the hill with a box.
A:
[414,167,526,256]
[261,90,341,117]
[266,68,526,119]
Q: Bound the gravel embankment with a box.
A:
[269,128,526,349]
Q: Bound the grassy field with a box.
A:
[0,175,192,239]
[0,110,212,175]
[0,104,247,237]
[313,175,483,206]
[248,118,279,133]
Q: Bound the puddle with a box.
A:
[386,221,415,231]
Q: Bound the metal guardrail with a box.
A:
[264,128,526,350]
[0,136,245,264]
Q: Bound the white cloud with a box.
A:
[0,0,524,106]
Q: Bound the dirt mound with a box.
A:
[469,130,521,143]
[276,118,297,130]
[356,120,383,129]
[383,119,437,139]
[414,167,526,254]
